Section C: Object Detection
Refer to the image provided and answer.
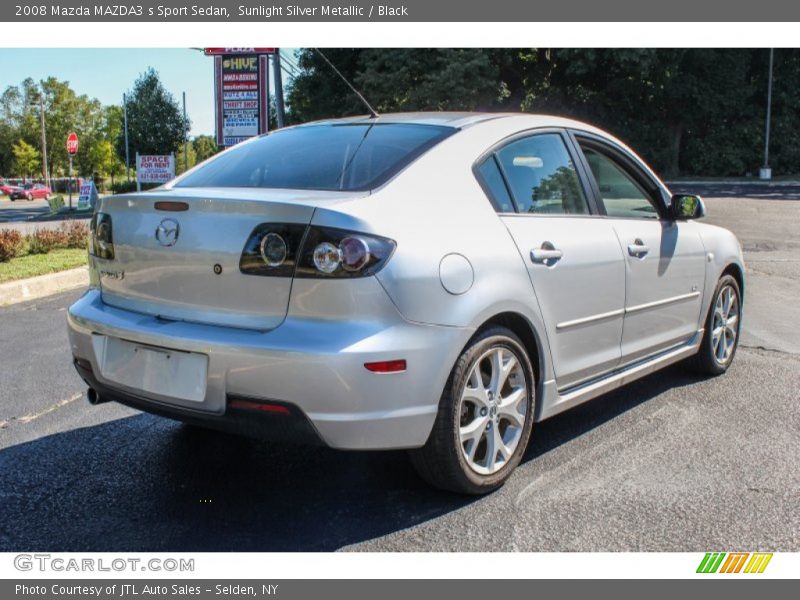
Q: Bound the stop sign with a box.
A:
[66,132,79,155]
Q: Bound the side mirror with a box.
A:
[670,194,705,220]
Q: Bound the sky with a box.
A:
[0,48,297,137]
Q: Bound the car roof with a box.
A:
[294,111,621,135]
[298,111,507,129]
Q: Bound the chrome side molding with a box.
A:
[539,330,703,420]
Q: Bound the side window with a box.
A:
[581,146,660,219]
[476,155,515,213]
[495,133,589,215]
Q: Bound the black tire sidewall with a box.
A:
[447,329,535,492]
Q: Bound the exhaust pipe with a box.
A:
[86,388,109,405]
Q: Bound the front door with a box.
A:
[577,142,706,364]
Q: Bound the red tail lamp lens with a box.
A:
[364,359,407,373]
[229,399,291,414]
[340,236,371,272]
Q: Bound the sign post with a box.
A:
[207,48,275,148]
[66,132,79,211]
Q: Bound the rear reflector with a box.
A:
[229,399,291,414]
[154,201,189,212]
[364,359,407,373]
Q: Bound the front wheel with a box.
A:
[27,193,33,201]
[689,274,742,375]
[409,326,535,495]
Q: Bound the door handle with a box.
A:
[627,239,649,258]
[531,243,563,264]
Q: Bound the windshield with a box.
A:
[175,123,455,192]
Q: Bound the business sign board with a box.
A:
[137,154,175,184]
[204,48,276,56]
[212,52,270,147]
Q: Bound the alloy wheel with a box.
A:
[458,347,527,475]
[711,284,739,364]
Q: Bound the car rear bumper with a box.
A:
[67,288,470,450]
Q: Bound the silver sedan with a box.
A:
[67,112,744,494]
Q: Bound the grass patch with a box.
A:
[0,248,87,284]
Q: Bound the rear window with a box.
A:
[175,123,455,192]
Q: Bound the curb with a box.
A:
[0,267,88,306]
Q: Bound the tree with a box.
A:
[116,68,189,160]
[287,49,365,122]
[11,139,40,178]
[174,141,197,176]
[287,49,506,122]
[355,49,504,112]
[192,134,219,163]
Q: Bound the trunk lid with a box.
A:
[97,187,366,330]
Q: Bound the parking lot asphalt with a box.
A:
[0,184,798,552]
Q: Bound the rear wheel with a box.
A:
[689,274,741,375]
[410,326,535,495]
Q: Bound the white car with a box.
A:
[68,113,744,494]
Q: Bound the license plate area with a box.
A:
[93,335,208,403]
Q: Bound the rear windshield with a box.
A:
[175,123,455,192]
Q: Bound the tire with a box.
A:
[688,274,742,376]
[27,193,33,201]
[409,326,535,495]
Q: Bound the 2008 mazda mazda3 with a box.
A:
[67,112,744,494]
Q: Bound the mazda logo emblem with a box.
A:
[155,218,180,247]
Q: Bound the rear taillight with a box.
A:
[240,224,395,278]
[89,212,114,260]
[239,223,306,277]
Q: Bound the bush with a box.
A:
[59,220,90,249]
[110,180,159,194]
[0,229,25,262]
[28,228,68,255]
[46,194,65,213]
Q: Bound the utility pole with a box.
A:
[183,91,189,172]
[761,48,774,180]
[273,51,286,128]
[38,95,49,188]
[123,92,131,183]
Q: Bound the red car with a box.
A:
[8,183,51,201]
[0,182,19,196]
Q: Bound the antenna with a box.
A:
[313,48,379,119]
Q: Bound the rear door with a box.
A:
[481,131,626,389]
[574,134,706,364]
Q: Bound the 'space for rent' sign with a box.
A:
[137,155,175,184]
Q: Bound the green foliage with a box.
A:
[117,68,189,159]
[286,48,800,177]
[0,247,87,283]
[109,180,159,194]
[192,134,219,163]
[11,139,40,178]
